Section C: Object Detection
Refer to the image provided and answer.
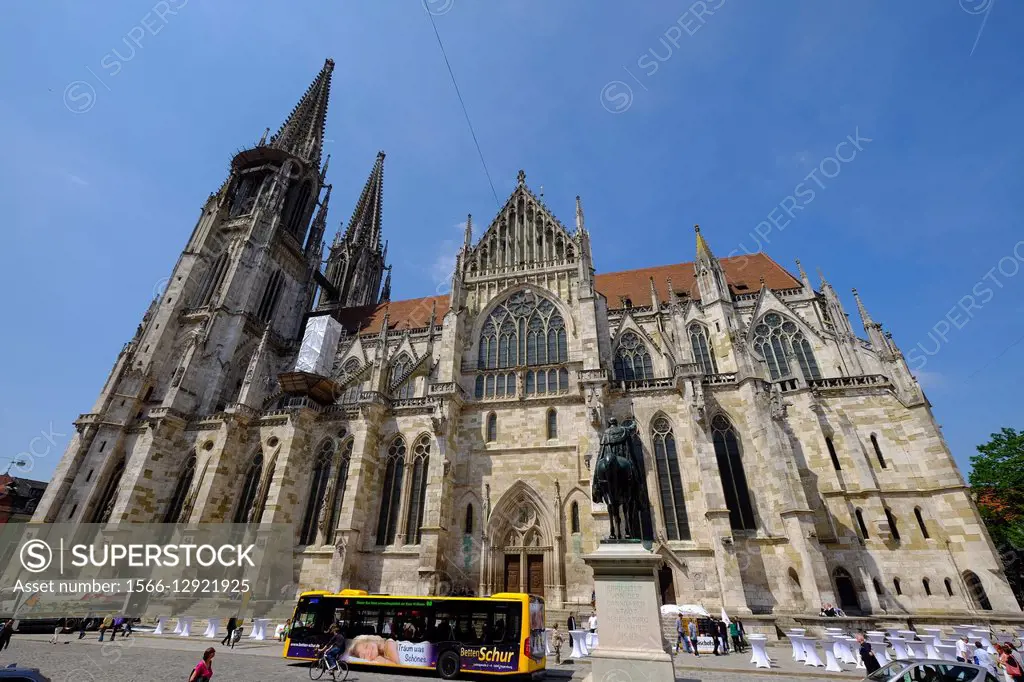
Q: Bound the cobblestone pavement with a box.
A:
[1,635,853,681]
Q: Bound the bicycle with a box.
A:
[309,651,349,681]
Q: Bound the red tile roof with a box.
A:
[337,254,799,335]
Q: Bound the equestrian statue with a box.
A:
[591,417,652,540]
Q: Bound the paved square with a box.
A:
[0,634,859,681]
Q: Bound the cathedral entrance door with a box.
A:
[527,554,544,599]
[658,565,676,606]
[504,555,521,593]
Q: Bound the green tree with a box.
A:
[969,427,1024,607]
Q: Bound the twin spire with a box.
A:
[268,58,334,168]
[343,151,386,249]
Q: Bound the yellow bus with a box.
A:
[283,589,545,679]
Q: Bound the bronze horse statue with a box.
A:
[591,418,645,540]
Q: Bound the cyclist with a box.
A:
[318,625,347,672]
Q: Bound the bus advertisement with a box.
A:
[283,589,545,679]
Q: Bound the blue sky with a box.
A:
[1,1,1022,482]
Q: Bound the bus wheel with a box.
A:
[437,650,461,680]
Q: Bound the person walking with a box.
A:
[566,612,577,647]
[189,647,215,682]
[230,624,243,649]
[674,616,685,655]
[0,620,13,652]
[220,617,237,646]
[551,624,564,664]
[98,615,112,642]
[957,635,971,662]
[997,643,1023,682]
[587,612,597,634]
[717,619,729,654]
[78,616,88,640]
[728,620,743,654]
[976,641,999,676]
[687,619,700,657]
[856,632,881,674]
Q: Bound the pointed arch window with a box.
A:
[464,504,474,535]
[571,501,581,534]
[340,359,362,404]
[651,417,690,540]
[855,508,869,539]
[90,459,125,524]
[323,438,353,544]
[712,415,756,531]
[300,439,334,545]
[405,435,431,545]
[546,409,558,439]
[826,437,841,471]
[614,331,654,381]
[282,179,313,240]
[689,324,718,375]
[893,577,902,595]
[478,290,567,370]
[389,354,415,400]
[486,413,497,443]
[963,570,992,610]
[944,577,954,597]
[922,578,932,596]
[376,436,406,546]
[884,507,901,543]
[256,270,285,323]
[192,252,229,308]
[164,455,196,523]
[233,451,264,523]
[870,434,887,469]
[752,312,821,380]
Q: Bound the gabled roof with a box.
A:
[596,253,800,310]
[333,253,799,335]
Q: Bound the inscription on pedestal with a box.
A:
[598,578,660,650]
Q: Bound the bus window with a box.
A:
[352,607,381,636]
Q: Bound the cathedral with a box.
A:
[34,59,1020,625]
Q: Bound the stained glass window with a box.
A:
[712,415,756,531]
[613,331,653,381]
[689,324,718,375]
[478,290,566,369]
[652,417,690,540]
[376,437,406,545]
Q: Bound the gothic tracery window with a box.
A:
[300,439,333,545]
[233,450,263,523]
[652,417,690,540]
[90,459,125,524]
[752,312,821,381]
[404,435,431,545]
[164,455,196,523]
[340,359,362,404]
[689,324,718,375]
[323,438,353,544]
[613,331,654,381]
[376,436,406,545]
[711,415,756,531]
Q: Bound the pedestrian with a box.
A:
[123,618,133,638]
[587,612,597,634]
[566,612,577,647]
[230,624,243,649]
[737,620,747,649]
[98,615,112,642]
[976,641,998,676]
[674,615,685,655]
[711,619,721,656]
[957,635,971,662]
[717,619,729,654]
[49,618,63,644]
[997,643,1023,682]
[687,619,699,657]
[78,616,88,640]
[110,616,121,642]
[728,620,743,654]
[221,616,237,646]
[551,624,564,664]
[188,646,215,682]
[856,632,880,674]
[0,619,13,652]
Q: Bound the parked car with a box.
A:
[0,662,51,681]
[867,658,999,682]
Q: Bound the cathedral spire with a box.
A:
[305,184,331,259]
[269,58,334,167]
[852,288,878,329]
[345,151,385,249]
[380,266,392,303]
[693,224,730,304]
[695,224,715,264]
[575,195,585,234]
[463,214,473,251]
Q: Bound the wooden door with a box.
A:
[527,554,544,598]
[504,555,521,593]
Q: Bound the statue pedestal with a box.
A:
[582,542,675,682]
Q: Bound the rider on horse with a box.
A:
[591,417,646,539]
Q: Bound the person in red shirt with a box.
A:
[189,647,215,682]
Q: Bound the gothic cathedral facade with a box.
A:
[34,60,1020,622]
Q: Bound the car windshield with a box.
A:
[868,660,908,680]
